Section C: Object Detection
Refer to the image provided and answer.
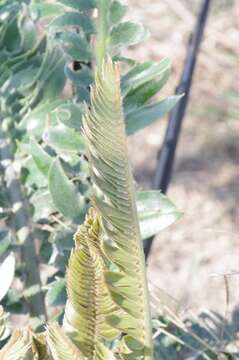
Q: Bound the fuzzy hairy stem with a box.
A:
[96,0,111,66]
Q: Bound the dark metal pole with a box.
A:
[144,0,211,259]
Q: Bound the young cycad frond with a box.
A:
[0,329,32,360]
[83,60,153,359]
[63,208,119,359]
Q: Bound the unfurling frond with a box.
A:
[83,60,153,359]
[0,328,32,360]
[46,323,84,360]
[63,208,119,359]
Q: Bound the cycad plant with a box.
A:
[0,0,181,325]
[0,58,154,359]
[0,1,185,357]
[82,60,152,357]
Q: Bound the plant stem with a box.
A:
[0,118,46,323]
[96,0,111,66]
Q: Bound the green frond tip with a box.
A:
[63,208,120,359]
[83,60,153,359]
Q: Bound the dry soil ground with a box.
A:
[126,0,239,316]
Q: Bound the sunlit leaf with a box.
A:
[50,12,95,34]
[30,3,65,18]
[110,21,148,48]
[46,279,67,307]
[0,231,11,257]
[54,102,84,130]
[121,58,171,96]
[125,96,182,135]
[136,191,182,240]
[48,159,84,221]
[55,32,92,62]
[57,0,96,11]
[31,190,56,221]
[110,1,127,25]
[18,99,65,138]
[0,253,15,301]
[45,124,85,153]
[29,138,53,176]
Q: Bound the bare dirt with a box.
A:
[126,0,239,315]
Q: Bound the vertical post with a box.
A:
[144,0,211,259]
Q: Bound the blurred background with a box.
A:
[125,0,239,314]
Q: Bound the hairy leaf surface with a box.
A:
[47,323,84,360]
[63,209,119,359]
[83,60,153,358]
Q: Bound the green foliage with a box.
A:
[0,254,15,302]
[125,95,181,135]
[2,2,230,359]
[137,191,182,240]
[45,279,67,308]
[110,21,148,48]
[48,159,85,222]
[0,0,179,330]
